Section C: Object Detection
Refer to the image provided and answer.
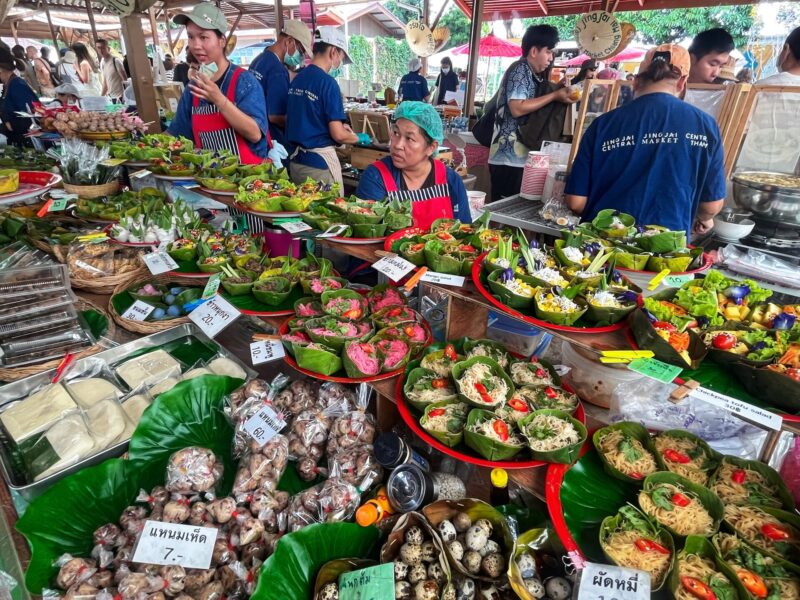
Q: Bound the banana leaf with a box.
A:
[712,532,800,596]
[599,505,675,591]
[195,177,238,192]
[16,375,242,594]
[508,528,567,600]
[294,297,324,317]
[709,456,794,511]
[419,400,469,447]
[280,197,310,212]
[399,240,427,266]
[352,223,388,238]
[592,422,660,484]
[196,257,230,273]
[451,356,515,408]
[592,209,636,238]
[376,338,412,372]
[487,269,536,309]
[321,289,369,320]
[420,347,465,378]
[629,308,707,369]
[653,430,720,486]
[723,506,800,566]
[292,343,343,376]
[253,276,294,306]
[424,239,461,275]
[533,288,588,326]
[344,206,386,225]
[127,284,167,303]
[736,365,800,413]
[636,227,687,254]
[483,246,518,274]
[464,409,525,461]
[669,535,740,600]
[509,358,560,387]
[390,231,422,253]
[584,292,637,325]
[166,241,197,262]
[251,523,380,600]
[403,367,458,412]
[431,218,462,235]
[373,324,427,354]
[367,283,406,312]
[371,305,419,330]
[295,256,334,276]
[519,409,586,464]
[384,211,413,232]
[422,498,514,583]
[305,317,374,351]
[342,341,381,378]
[221,276,254,297]
[281,331,311,356]
[639,472,724,538]
[553,239,587,268]
[313,558,377,598]
[463,338,511,370]
[646,247,704,273]
[703,326,774,369]
[300,276,348,296]
[613,247,652,270]
[301,213,335,231]
[527,385,579,413]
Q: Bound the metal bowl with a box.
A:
[732,172,800,222]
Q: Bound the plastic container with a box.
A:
[560,340,646,409]
[486,311,551,358]
[386,464,466,512]
[263,227,301,259]
[374,432,430,472]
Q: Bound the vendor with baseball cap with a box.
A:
[565,44,725,236]
[355,101,470,228]
[285,26,368,187]
[53,83,82,106]
[166,2,269,164]
[398,58,430,102]
[249,20,312,164]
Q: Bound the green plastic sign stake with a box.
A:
[627,358,682,384]
[339,563,394,600]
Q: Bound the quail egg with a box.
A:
[441,585,456,600]
[394,561,410,581]
[480,553,505,578]
[455,577,476,600]
[438,519,457,543]
[405,526,425,545]
[428,563,446,585]
[463,550,482,575]
[408,564,428,584]
[453,512,472,532]
[316,582,338,600]
[479,540,501,558]
[524,578,545,599]
[420,541,437,563]
[465,526,489,552]
[414,579,440,600]
[400,543,423,565]
[448,540,465,562]
[474,519,493,536]
[545,576,572,600]
[516,554,537,580]
[395,580,413,600]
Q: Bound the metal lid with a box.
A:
[373,432,404,469]
[387,464,433,512]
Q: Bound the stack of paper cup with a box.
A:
[520,151,550,199]
[467,190,486,220]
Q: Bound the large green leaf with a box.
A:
[221,284,305,313]
[251,523,380,600]
[79,308,108,339]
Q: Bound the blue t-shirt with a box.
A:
[399,72,429,102]
[354,157,472,224]
[249,50,290,148]
[286,64,345,170]
[167,65,269,159]
[488,60,540,167]
[565,93,726,234]
[1,77,38,145]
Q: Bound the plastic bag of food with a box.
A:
[24,411,98,482]
[226,375,289,457]
[114,349,183,392]
[54,554,98,590]
[232,435,290,495]
[317,381,356,412]
[326,384,376,455]
[287,403,345,480]
[284,477,360,532]
[61,356,126,409]
[66,240,143,280]
[271,379,318,420]
[165,447,224,494]
[90,523,126,569]
[328,444,383,491]
[181,359,214,382]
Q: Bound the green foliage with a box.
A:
[438,6,473,49]
[348,35,374,97]
[376,36,412,90]
[384,0,423,23]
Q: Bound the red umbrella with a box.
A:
[560,46,648,66]
[451,34,521,58]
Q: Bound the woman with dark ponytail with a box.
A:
[564,44,726,237]
[0,47,38,146]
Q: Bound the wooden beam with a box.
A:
[10,20,18,45]
[148,6,161,51]
[275,0,284,33]
[431,0,450,30]
[536,0,549,15]
[164,12,175,54]
[85,0,99,44]
[229,9,244,38]
[463,0,485,116]
[120,14,161,133]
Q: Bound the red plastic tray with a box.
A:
[383,227,428,252]
[545,442,592,560]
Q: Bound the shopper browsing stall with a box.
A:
[0,48,37,147]
[688,28,735,84]
[355,101,470,227]
[433,57,458,105]
[565,45,725,236]
[286,26,367,187]
[399,58,430,102]
[759,27,800,84]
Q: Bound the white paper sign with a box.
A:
[242,404,287,446]
[280,221,312,234]
[250,340,285,365]
[578,562,650,600]
[421,271,465,287]
[143,252,179,275]
[690,386,783,431]
[189,295,241,338]
[373,256,416,282]
[317,224,350,238]
[132,169,152,179]
[132,521,216,569]
[121,300,156,321]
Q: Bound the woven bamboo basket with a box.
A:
[0,297,116,383]
[63,181,120,199]
[110,275,205,335]
[70,264,148,295]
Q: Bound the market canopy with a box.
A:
[560,45,648,65]
[451,33,521,58]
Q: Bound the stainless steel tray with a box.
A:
[487,195,562,237]
[0,324,256,501]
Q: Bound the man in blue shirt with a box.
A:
[399,58,430,102]
[286,26,368,187]
[249,20,312,157]
[565,45,726,236]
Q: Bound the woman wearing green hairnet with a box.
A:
[355,101,471,228]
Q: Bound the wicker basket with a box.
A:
[71,264,149,295]
[110,275,205,335]
[0,297,116,383]
[63,181,120,199]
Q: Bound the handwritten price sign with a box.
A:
[121,300,155,321]
[627,358,682,384]
[250,340,285,365]
[372,256,416,282]
[132,521,217,569]
[189,295,241,338]
[242,405,287,446]
[143,252,179,275]
[339,563,395,600]
[577,562,650,600]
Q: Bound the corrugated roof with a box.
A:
[455,0,754,19]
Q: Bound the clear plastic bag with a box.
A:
[326,385,376,455]
[328,444,383,491]
[226,375,289,457]
[317,382,356,413]
[66,240,143,280]
[232,435,289,495]
[54,554,98,590]
[284,477,359,532]
[271,379,318,420]
[165,447,224,494]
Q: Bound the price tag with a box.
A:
[143,251,179,275]
[663,274,693,288]
[421,271,466,287]
[317,224,349,238]
[189,294,241,338]
[627,358,682,384]
[242,404,287,446]
[49,198,69,212]
[690,386,783,430]
[373,255,416,282]
[49,190,79,200]
[132,520,216,570]
[250,340,285,365]
[339,563,395,600]
[647,268,671,291]
[132,169,151,179]
[279,220,312,234]
[100,158,128,167]
[202,273,221,299]
[577,562,650,600]
[121,300,155,321]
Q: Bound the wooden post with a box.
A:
[275,0,284,34]
[85,0,99,45]
[44,2,60,51]
[164,12,175,55]
[431,0,450,30]
[121,14,161,133]
[10,21,18,46]
[421,0,429,73]
[148,7,161,52]
[464,0,485,117]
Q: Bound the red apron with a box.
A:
[190,66,269,165]
[373,159,453,230]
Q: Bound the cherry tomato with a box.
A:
[508,398,529,412]
[731,469,747,484]
[681,576,717,600]
[492,419,509,442]
[387,308,403,317]
[653,320,677,332]
[634,538,670,554]
[444,344,458,361]
[535,368,547,378]
[431,378,450,389]
[427,408,446,418]
[629,472,644,480]
[342,309,362,319]
[761,523,793,541]
[663,449,691,464]
[736,569,768,598]
[671,493,691,507]
[403,325,417,337]
[410,243,425,252]
[436,232,450,240]
[712,333,737,350]
[544,387,558,399]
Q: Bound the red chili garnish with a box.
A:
[680,576,717,600]
[530,357,539,363]
[653,320,677,332]
[543,387,558,399]
[436,232,451,240]
[427,408,446,417]
[535,368,547,378]
[492,419,509,442]
[444,344,458,361]
[736,569,768,598]
[671,492,691,507]
[474,382,494,403]
[387,307,403,317]
[508,398,529,412]
[712,332,737,350]
[458,245,475,253]
[663,449,692,464]
[634,538,670,554]
[761,523,793,541]
[431,378,449,389]
[731,469,747,484]
[629,472,644,480]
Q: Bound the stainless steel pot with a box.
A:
[732,172,800,223]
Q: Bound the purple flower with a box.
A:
[637,225,646,234]
[500,268,514,283]
[724,285,751,300]
[772,312,797,330]
[643,309,658,323]
[611,270,623,283]
[619,291,638,304]
[529,239,539,249]
[751,341,767,351]
[697,316,710,328]
[517,256,527,267]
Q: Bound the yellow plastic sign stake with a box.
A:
[648,269,671,291]
[600,350,655,359]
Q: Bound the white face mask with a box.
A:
[442,67,450,74]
